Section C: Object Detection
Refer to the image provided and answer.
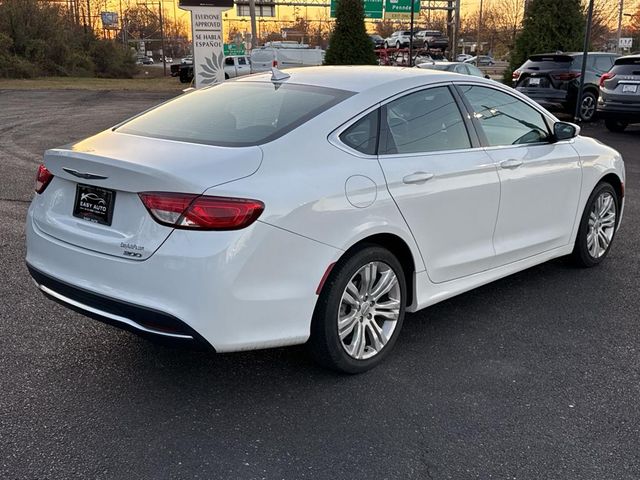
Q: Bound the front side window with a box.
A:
[225,57,234,66]
[380,86,471,155]
[238,57,247,65]
[117,82,353,147]
[459,85,550,146]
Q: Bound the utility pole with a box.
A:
[249,0,258,48]
[476,0,483,66]
[575,0,595,122]
[616,0,624,53]
[159,1,167,76]
[409,0,415,66]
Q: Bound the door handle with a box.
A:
[500,159,523,169]
[402,172,434,185]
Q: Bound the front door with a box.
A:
[458,84,582,265]
[377,85,502,283]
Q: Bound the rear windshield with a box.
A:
[117,82,353,147]
[612,56,640,74]
[522,54,575,70]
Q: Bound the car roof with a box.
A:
[237,66,464,93]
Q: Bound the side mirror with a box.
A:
[553,121,580,141]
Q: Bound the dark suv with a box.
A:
[598,54,640,132]
[414,30,449,51]
[513,52,619,121]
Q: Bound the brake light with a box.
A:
[35,164,54,194]
[512,70,521,81]
[552,71,581,81]
[599,72,616,87]
[272,59,278,67]
[139,192,264,230]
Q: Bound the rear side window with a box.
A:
[460,85,550,146]
[340,111,379,155]
[592,55,614,72]
[117,82,353,147]
[380,86,471,155]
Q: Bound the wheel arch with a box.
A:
[340,233,418,308]
[599,172,624,204]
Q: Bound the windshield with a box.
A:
[117,82,353,147]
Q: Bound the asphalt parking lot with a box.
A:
[1,89,639,480]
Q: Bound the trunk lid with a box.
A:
[32,130,262,260]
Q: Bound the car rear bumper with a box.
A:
[516,87,569,110]
[26,204,341,352]
[597,102,640,122]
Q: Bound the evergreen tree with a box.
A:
[504,0,585,82]
[325,0,377,65]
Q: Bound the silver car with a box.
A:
[598,54,640,132]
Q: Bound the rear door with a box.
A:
[377,85,501,283]
[236,56,251,76]
[457,84,582,265]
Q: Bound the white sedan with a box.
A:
[26,67,625,373]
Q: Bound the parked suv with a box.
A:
[414,30,449,51]
[384,31,412,49]
[598,54,640,132]
[513,52,619,121]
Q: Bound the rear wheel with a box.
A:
[396,41,401,49]
[309,246,406,374]
[571,182,619,267]
[384,41,389,49]
[578,91,597,122]
[605,119,628,132]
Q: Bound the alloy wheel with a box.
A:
[580,94,596,121]
[337,261,401,360]
[587,191,616,258]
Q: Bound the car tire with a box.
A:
[571,182,619,268]
[309,245,407,374]
[396,41,401,49]
[224,73,229,80]
[578,91,598,122]
[605,119,628,132]
[384,41,389,49]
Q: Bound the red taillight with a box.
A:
[272,59,278,67]
[512,70,521,80]
[599,72,616,87]
[139,192,264,231]
[35,164,54,194]
[552,71,581,81]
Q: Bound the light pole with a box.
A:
[409,0,415,67]
[574,0,595,123]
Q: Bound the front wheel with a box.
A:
[578,91,597,122]
[571,182,619,267]
[309,246,406,374]
[396,41,401,49]
[605,119,628,132]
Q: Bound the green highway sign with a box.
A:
[223,43,246,56]
[384,0,420,18]
[330,0,383,19]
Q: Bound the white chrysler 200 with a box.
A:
[26,67,625,373]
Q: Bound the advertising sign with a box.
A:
[330,0,383,19]
[180,5,231,87]
[100,12,119,29]
[383,0,420,19]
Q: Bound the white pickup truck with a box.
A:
[223,55,251,79]
[250,44,325,73]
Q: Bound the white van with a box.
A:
[250,44,325,73]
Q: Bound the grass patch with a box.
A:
[0,73,186,92]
